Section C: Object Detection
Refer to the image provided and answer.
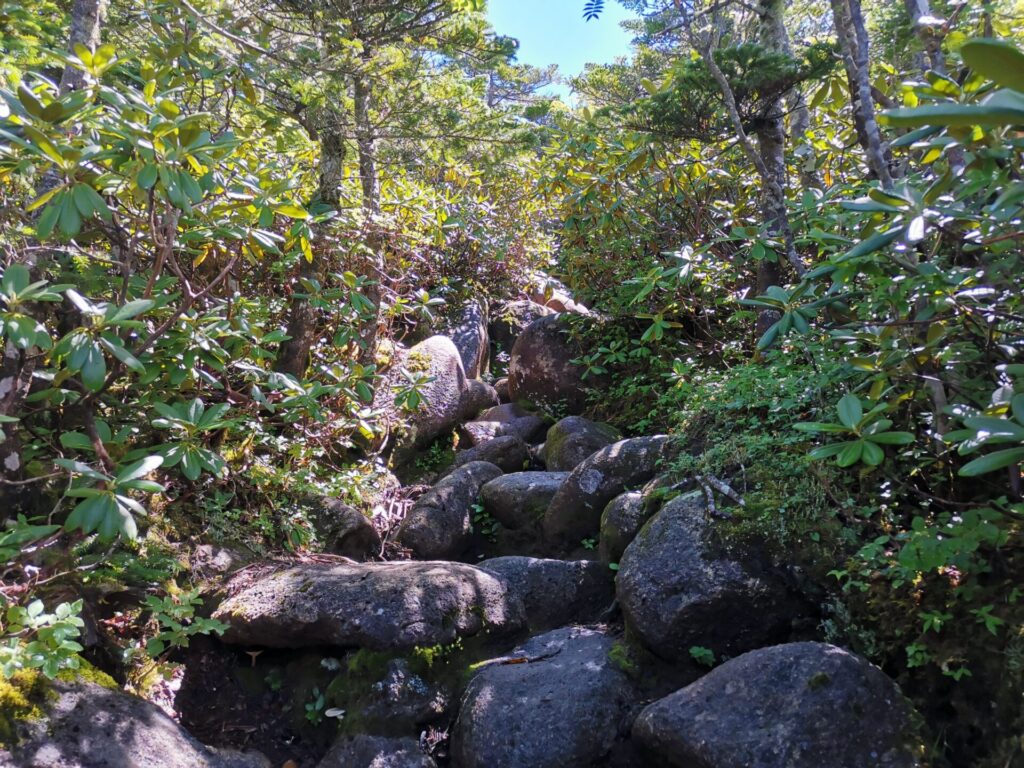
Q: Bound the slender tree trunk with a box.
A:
[753,0,794,329]
[353,56,384,362]
[59,0,108,93]
[831,0,894,187]
[276,126,347,379]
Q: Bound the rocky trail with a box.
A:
[4,294,924,768]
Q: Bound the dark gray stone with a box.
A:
[543,435,673,548]
[448,435,530,475]
[459,380,499,422]
[633,642,923,768]
[489,300,554,353]
[318,735,436,768]
[507,315,591,414]
[312,498,381,560]
[451,627,636,768]
[447,300,489,379]
[478,556,614,630]
[358,659,451,733]
[2,679,269,768]
[494,377,510,403]
[214,560,524,651]
[480,472,568,530]
[396,461,503,559]
[598,491,647,565]
[616,492,803,661]
[544,416,622,472]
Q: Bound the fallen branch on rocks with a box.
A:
[468,648,562,671]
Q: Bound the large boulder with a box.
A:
[213,560,524,651]
[480,472,568,530]
[542,435,673,548]
[377,336,468,462]
[598,491,647,565]
[396,461,503,559]
[460,404,550,447]
[355,658,451,733]
[633,642,923,768]
[477,557,614,631]
[507,315,591,414]
[448,435,530,475]
[544,416,622,472]
[616,492,802,661]
[318,736,436,768]
[446,300,489,379]
[1,676,268,768]
[489,300,555,353]
[451,627,636,768]
[310,498,381,560]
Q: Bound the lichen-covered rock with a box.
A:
[542,435,673,548]
[459,403,550,447]
[507,315,591,414]
[396,461,503,559]
[451,627,636,768]
[544,416,622,472]
[318,735,437,768]
[489,300,554,353]
[480,472,568,530]
[616,492,803,661]
[214,560,524,651]
[598,491,647,565]
[377,336,469,463]
[633,642,923,768]
[446,300,489,379]
[477,557,614,630]
[2,677,269,768]
[447,435,529,475]
[311,498,381,560]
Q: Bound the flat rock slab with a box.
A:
[214,560,525,651]
[480,472,568,530]
[478,556,614,631]
[447,435,530,475]
[451,626,636,768]
[3,679,268,768]
[634,642,923,768]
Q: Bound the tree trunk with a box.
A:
[353,60,384,362]
[275,127,347,379]
[831,0,894,187]
[59,0,108,93]
[754,0,794,331]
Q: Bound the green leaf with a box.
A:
[837,441,864,467]
[960,38,1024,92]
[115,455,164,484]
[882,90,1024,127]
[959,447,1024,477]
[837,394,863,429]
[837,228,903,262]
[137,164,158,190]
[861,440,885,466]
